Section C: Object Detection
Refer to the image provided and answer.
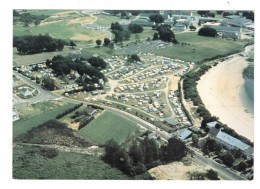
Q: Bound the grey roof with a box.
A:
[174,128,192,141]
[208,127,219,138]
[131,20,155,26]
[204,25,241,33]
[165,119,179,126]
[207,121,219,128]
[170,10,192,16]
[216,131,251,151]
[224,15,241,19]
[85,106,96,115]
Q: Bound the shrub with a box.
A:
[39,148,59,159]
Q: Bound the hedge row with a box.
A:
[78,117,94,130]
[56,103,83,119]
[17,70,35,80]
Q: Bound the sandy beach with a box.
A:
[197,55,254,141]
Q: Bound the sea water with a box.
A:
[240,77,254,115]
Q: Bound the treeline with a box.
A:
[88,57,107,69]
[13,35,68,54]
[56,103,83,119]
[13,10,49,27]
[103,137,187,176]
[153,24,177,43]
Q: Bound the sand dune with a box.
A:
[197,55,254,141]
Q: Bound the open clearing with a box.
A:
[155,32,250,62]
[13,103,75,138]
[78,111,139,145]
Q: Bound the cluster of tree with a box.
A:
[39,147,59,159]
[187,170,220,180]
[56,103,83,119]
[216,11,224,14]
[13,11,49,27]
[189,25,197,31]
[46,55,106,88]
[128,24,144,33]
[153,25,177,43]
[88,56,107,69]
[198,27,218,37]
[17,69,36,80]
[13,35,68,54]
[103,137,187,176]
[201,138,222,155]
[127,54,141,63]
[149,14,164,24]
[197,11,215,18]
[48,55,106,79]
[242,11,254,21]
[110,22,131,43]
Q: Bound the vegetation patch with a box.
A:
[13,103,75,138]
[14,119,92,148]
[78,111,139,145]
[13,145,134,179]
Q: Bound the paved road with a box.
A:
[191,148,246,180]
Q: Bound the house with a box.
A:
[148,132,161,146]
[85,106,97,116]
[91,90,106,95]
[13,109,19,121]
[208,127,254,159]
[173,128,192,142]
[224,15,253,27]
[173,24,187,31]
[206,121,219,129]
[70,70,80,79]
[20,87,32,97]
[222,31,240,39]
[203,25,242,38]
[139,12,154,20]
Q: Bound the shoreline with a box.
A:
[197,55,254,141]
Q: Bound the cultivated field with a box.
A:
[78,111,139,145]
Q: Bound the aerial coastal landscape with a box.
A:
[12,9,254,180]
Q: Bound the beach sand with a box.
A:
[197,55,254,141]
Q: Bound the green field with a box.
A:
[94,14,121,26]
[155,32,250,62]
[78,111,139,145]
[27,10,71,16]
[13,103,75,138]
[13,145,132,180]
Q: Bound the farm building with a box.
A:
[85,106,97,116]
[131,20,156,27]
[224,15,253,27]
[173,128,192,142]
[91,90,106,95]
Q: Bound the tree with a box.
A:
[221,152,235,167]
[69,40,76,49]
[198,27,217,37]
[216,11,224,14]
[236,161,247,172]
[205,169,219,180]
[149,14,164,24]
[189,25,197,30]
[197,11,210,17]
[96,39,102,47]
[192,134,199,146]
[103,38,111,46]
[153,32,159,40]
[42,76,55,90]
[160,137,187,163]
[128,24,143,33]
[129,141,144,164]
[128,54,141,63]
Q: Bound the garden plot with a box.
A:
[106,91,172,118]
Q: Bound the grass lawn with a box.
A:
[94,15,121,26]
[26,10,72,16]
[13,46,79,66]
[13,103,75,138]
[78,111,139,145]
[81,46,123,58]
[155,32,249,62]
[13,145,132,180]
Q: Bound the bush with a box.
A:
[198,27,217,37]
[39,148,59,159]
[205,169,219,180]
